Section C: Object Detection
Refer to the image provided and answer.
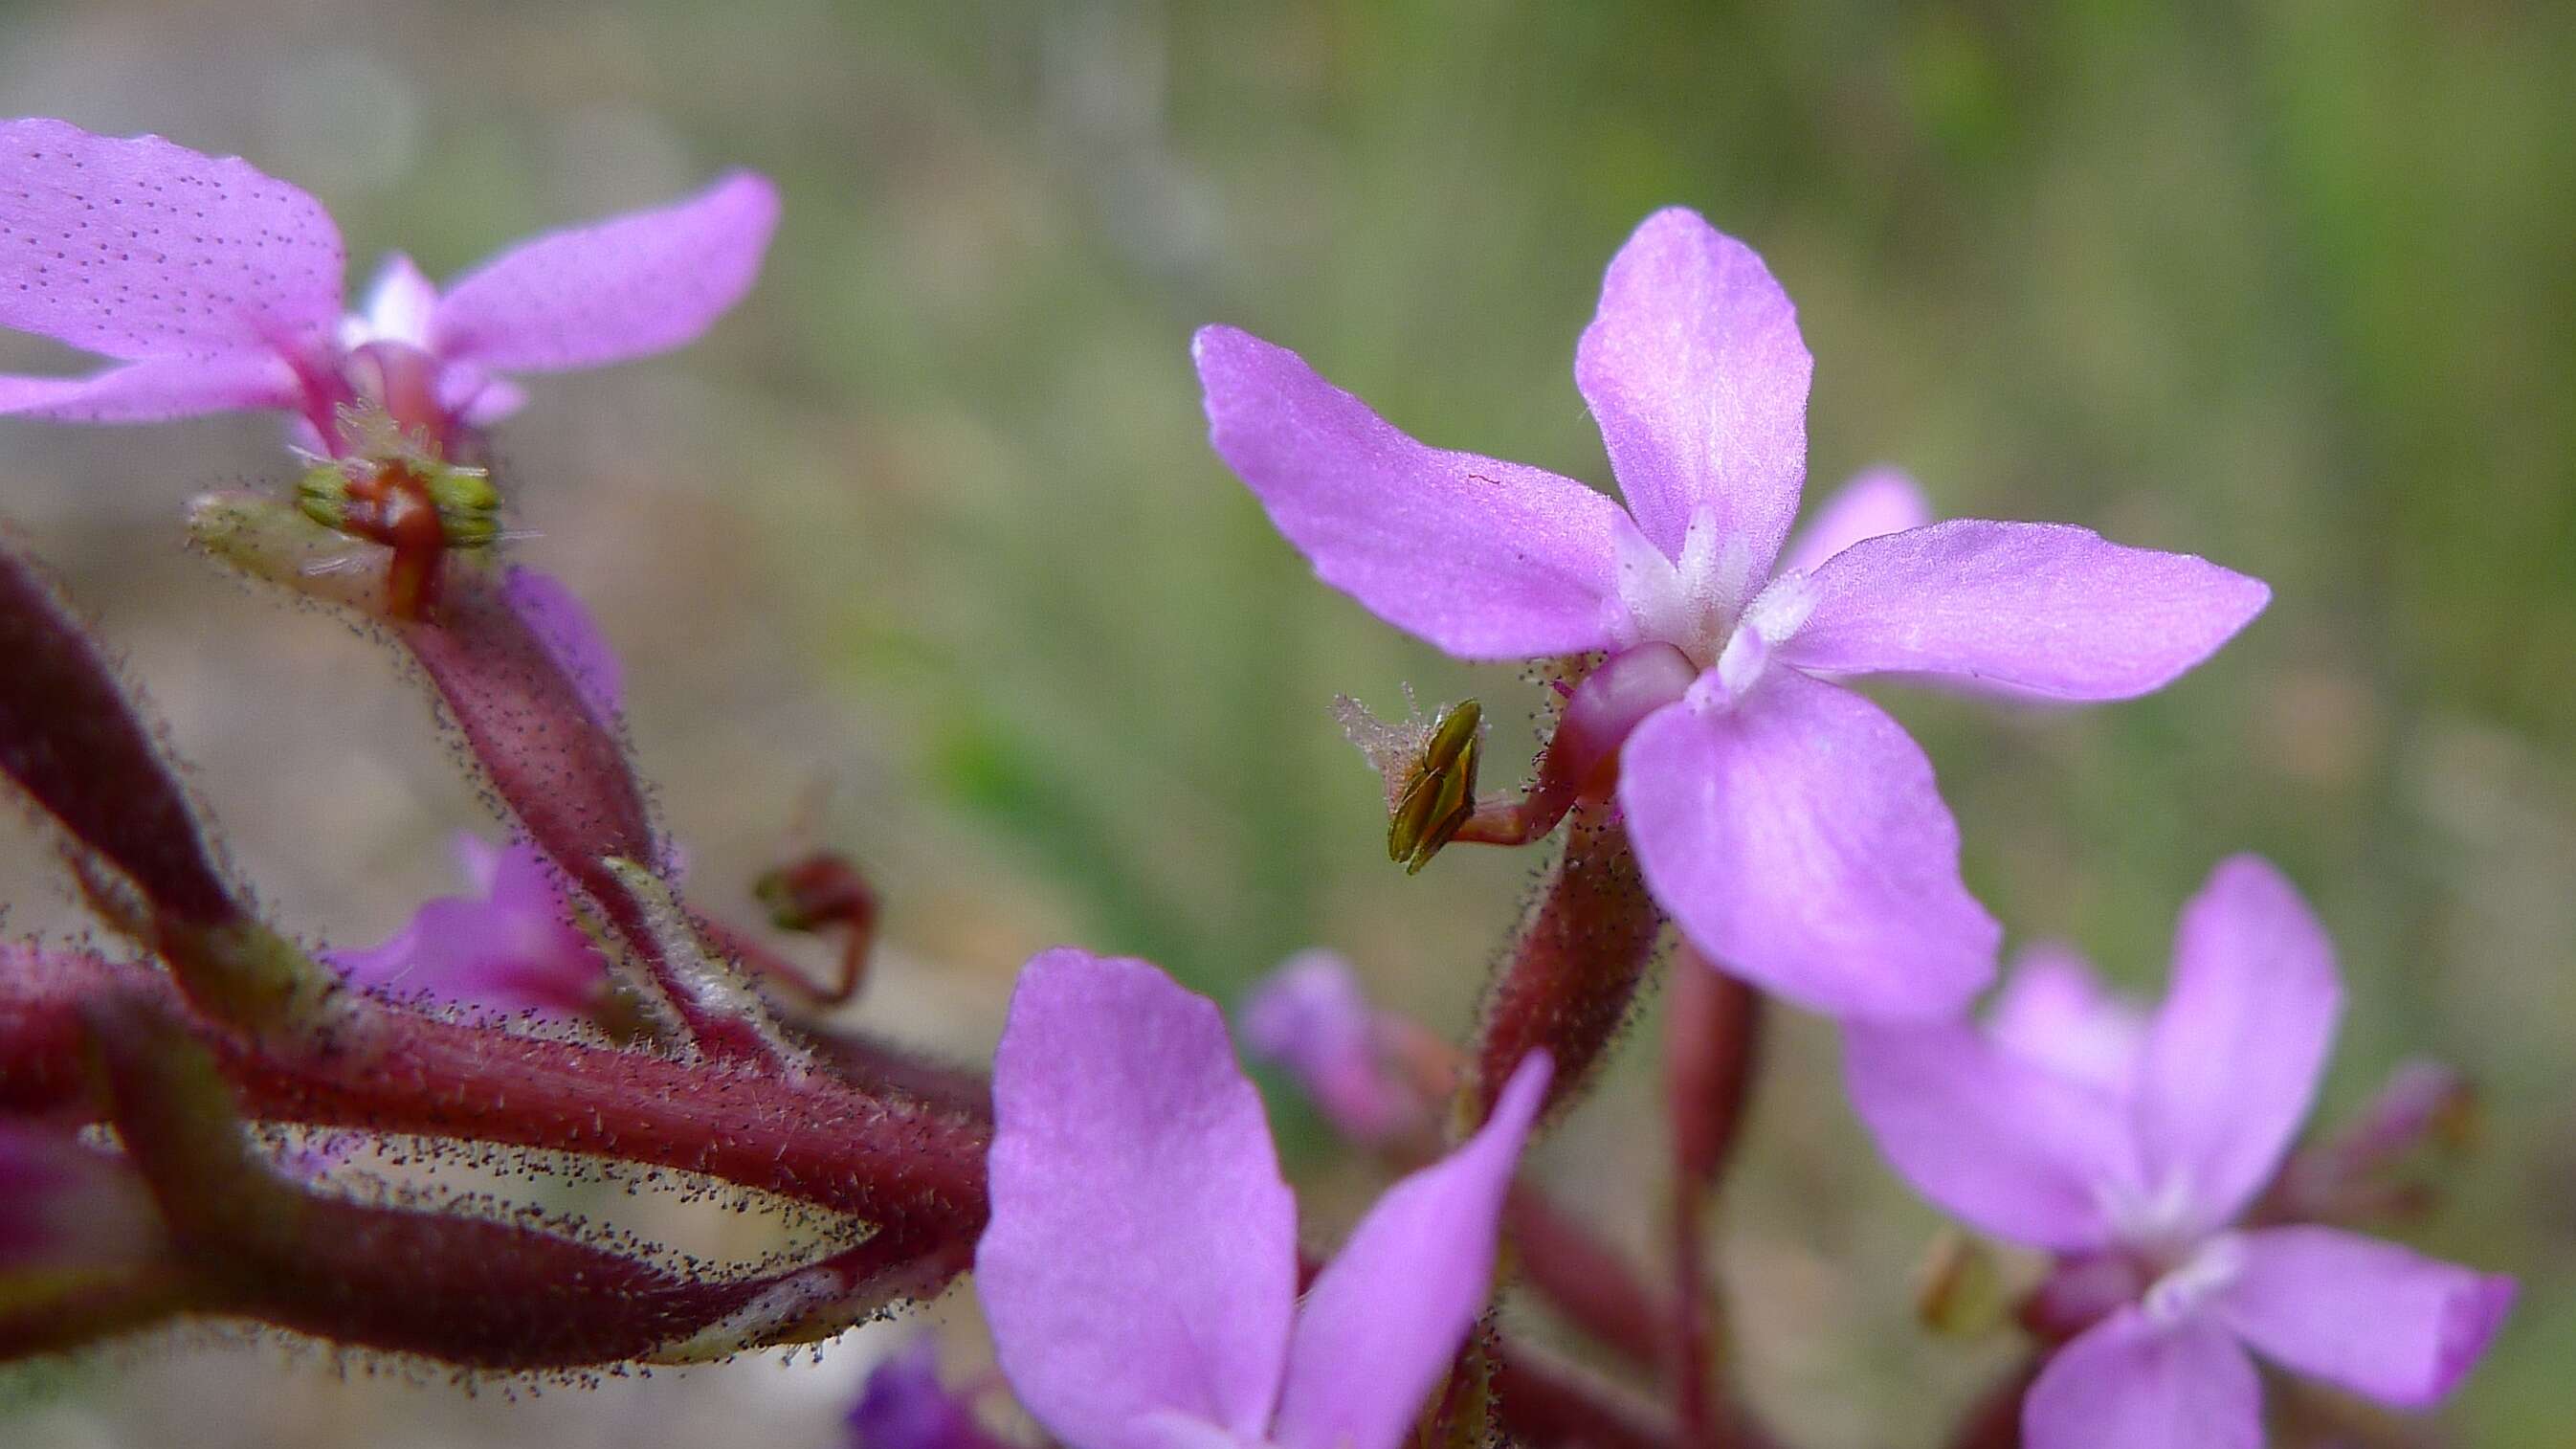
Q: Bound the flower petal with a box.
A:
[1782,521,2269,700]
[1777,468,1933,577]
[2023,1309,2262,1449]
[431,170,779,373]
[323,839,606,1019]
[848,1338,992,1449]
[0,119,343,361]
[1842,1020,2130,1250]
[2135,856,2342,1229]
[1617,673,1998,1018]
[977,948,1297,1449]
[2214,1226,2515,1409]
[1986,946,2147,1100]
[1194,324,1626,660]
[502,567,624,721]
[1238,950,1417,1146]
[1271,1053,1550,1449]
[0,352,300,422]
[345,253,438,350]
[1573,208,1810,582]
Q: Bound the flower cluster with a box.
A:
[0,118,2517,1449]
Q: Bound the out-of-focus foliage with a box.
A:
[0,1,2565,1444]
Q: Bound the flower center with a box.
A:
[1605,508,1817,712]
[2140,1232,2247,1327]
[1609,509,1743,666]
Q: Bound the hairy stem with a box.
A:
[1467,800,1664,1124]
[0,949,988,1234]
[79,991,969,1368]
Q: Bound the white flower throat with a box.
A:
[1606,509,1815,709]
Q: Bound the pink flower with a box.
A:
[1237,949,1427,1146]
[0,118,776,453]
[1193,209,2268,1018]
[1844,857,2516,1448]
[327,832,612,1021]
[976,947,1550,1449]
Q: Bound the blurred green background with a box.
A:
[0,0,2567,1444]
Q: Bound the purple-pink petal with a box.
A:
[2214,1226,2515,1409]
[0,351,301,423]
[1238,950,1417,1146]
[1776,468,1933,578]
[2134,856,2342,1230]
[976,948,1298,1449]
[0,119,344,362]
[847,1339,996,1449]
[1573,208,1811,584]
[325,837,608,1020]
[1782,521,2269,701]
[1270,1053,1550,1449]
[1194,324,1627,661]
[1617,672,1998,1018]
[503,566,626,721]
[1841,1020,2130,1251]
[431,170,779,373]
[2022,1308,2262,1449]
[1985,946,2147,1100]
[347,253,439,350]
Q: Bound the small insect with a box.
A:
[1387,699,1481,875]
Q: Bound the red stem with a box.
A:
[0,545,238,927]
[1489,1340,1681,1449]
[0,949,988,1234]
[395,567,787,1065]
[1662,958,1765,1447]
[1467,800,1664,1124]
[1501,1180,1670,1370]
[82,989,972,1369]
[1452,643,1699,854]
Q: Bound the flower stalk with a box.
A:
[1466,800,1664,1125]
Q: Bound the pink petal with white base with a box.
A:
[2134,856,2342,1229]
[2215,1225,2515,1409]
[1618,672,1998,1018]
[2023,1308,2261,1449]
[1574,208,1811,578]
[1785,521,2268,701]
[1196,324,1628,660]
